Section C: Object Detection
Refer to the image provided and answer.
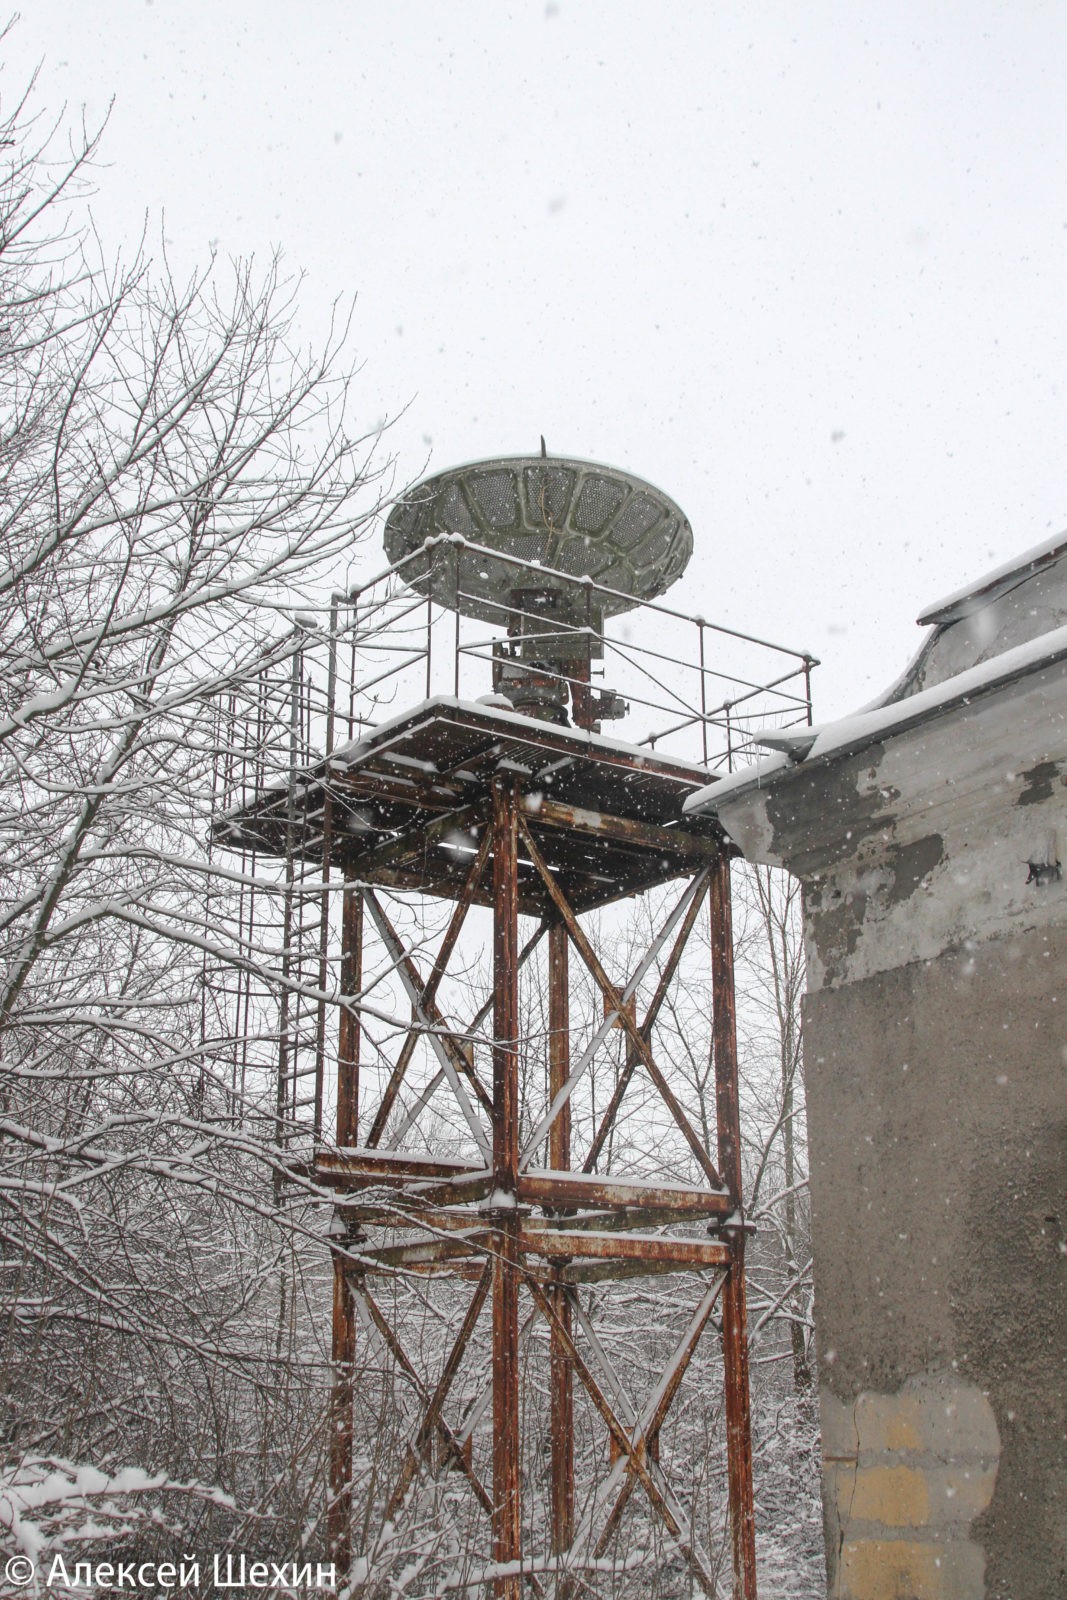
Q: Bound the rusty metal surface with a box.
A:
[520,1168,730,1216]
[547,922,571,1180]
[523,1272,720,1596]
[520,1228,731,1269]
[379,1265,493,1530]
[317,756,757,1596]
[314,1154,733,1217]
[491,778,522,1599]
[711,856,743,1203]
[328,782,720,916]
[359,1281,497,1522]
[547,920,574,1582]
[583,868,713,1173]
[722,1247,758,1600]
[315,1148,488,1183]
[335,878,362,1148]
[365,832,491,1146]
[349,699,718,803]
[592,1275,726,1562]
[365,890,493,1145]
[519,817,726,1191]
[711,856,759,1600]
[327,1253,356,1572]
[525,794,719,865]
[214,700,726,915]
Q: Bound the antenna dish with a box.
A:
[383,454,693,627]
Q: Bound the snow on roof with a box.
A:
[681,752,792,813]
[683,618,1067,817]
[916,532,1067,626]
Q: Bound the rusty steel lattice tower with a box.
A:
[222,455,815,1599]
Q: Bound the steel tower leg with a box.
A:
[337,877,363,1150]
[328,875,363,1576]
[547,918,575,1585]
[328,1256,357,1575]
[711,854,758,1600]
[492,779,522,1600]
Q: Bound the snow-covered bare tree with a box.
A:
[0,64,386,1568]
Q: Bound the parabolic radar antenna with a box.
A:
[383,451,694,726]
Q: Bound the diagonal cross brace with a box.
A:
[356,1281,501,1533]
[584,867,712,1173]
[364,890,492,1159]
[521,1270,719,1596]
[591,1274,728,1558]
[363,1276,547,1600]
[555,1280,724,1582]
[386,922,547,1150]
[518,824,724,1191]
[379,1265,492,1528]
[366,833,491,1146]
[520,870,709,1168]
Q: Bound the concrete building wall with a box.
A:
[693,555,1067,1598]
[807,932,1063,1599]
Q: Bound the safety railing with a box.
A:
[217,538,815,814]
[204,542,815,1155]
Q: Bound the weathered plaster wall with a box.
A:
[820,1372,1000,1600]
[805,933,1064,1598]
[721,661,1067,994]
[712,659,1066,1597]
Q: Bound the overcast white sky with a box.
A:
[8,1,1067,718]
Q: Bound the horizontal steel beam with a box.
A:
[315,1149,489,1183]
[342,1218,732,1274]
[520,1168,731,1216]
[442,703,713,788]
[347,800,488,880]
[522,796,720,865]
[520,1228,732,1269]
[314,1158,734,1227]
[360,1237,487,1271]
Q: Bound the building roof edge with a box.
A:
[683,619,1067,818]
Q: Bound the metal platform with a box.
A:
[218,696,725,914]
